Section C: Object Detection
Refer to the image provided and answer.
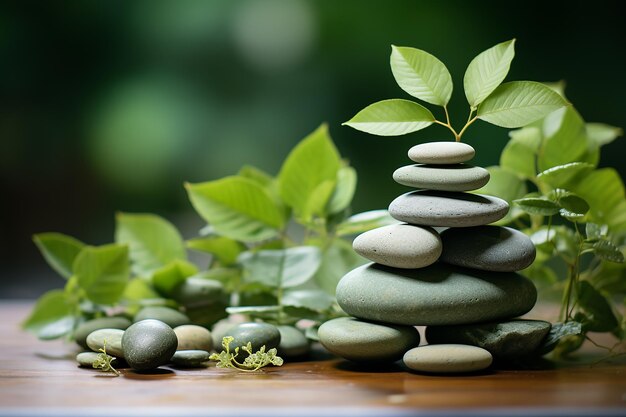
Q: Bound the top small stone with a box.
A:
[408,142,475,165]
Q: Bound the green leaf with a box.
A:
[342,99,435,136]
[282,289,335,312]
[73,244,130,305]
[115,212,186,276]
[238,165,274,188]
[238,246,322,289]
[591,241,625,263]
[577,281,619,332]
[33,233,85,280]
[537,162,594,189]
[538,321,582,355]
[312,238,365,294]
[477,81,568,128]
[302,179,336,221]
[278,124,341,218]
[186,176,286,242]
[122,278,161,302]
[390,45,453,106]
[500,127,541,179]
[225,305,281,315]
[585,223,607,241]
[473,166,527,225]
[464,39,516,108]
[186,236,246,266]
[593,261,626,293]
[326,166,357,215]
[513,198,560,216]
[558,193,589,220]
[193,267,242,294]
[538,107,588,172]
[22,290,76,340]
[586,123,623,147]
[151,260,198,296]
[336,210,398,237]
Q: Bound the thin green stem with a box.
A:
[433,119,458,139]
[457,116,478,142]
[444,105,452,126]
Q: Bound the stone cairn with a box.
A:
[318,142,552,374]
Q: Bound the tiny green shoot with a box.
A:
[209,336,284,372]
[92,340,120,376]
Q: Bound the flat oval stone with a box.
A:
[225,323,281,357]
[336,263,537,326]
[318,317,420,362]
[389,190,509,227]
[174,325,213,352]
[403,344,492,373]
[74,317,131,349]
[426,319,551,359]
[86,329,125,358]
[122,319,178,371]
[171,278,229,327]
[393,164,490,192]
[134,306,191,328]
[170,350,211,368]
[76,351,101,367]
[277,325,310,358]
[353,224,442,269]
[408,142,475,164]
[440,226,536,272]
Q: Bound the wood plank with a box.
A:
[1,301,625,416]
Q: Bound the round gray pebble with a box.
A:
[408,142,475,165]
[76,351,101,367]
[225,322,281,358]
[171,350,211,368]
[134,306,191,328]
[277,325,310,358]
[403,344,493,373]
[393,164,490,192]
[74,317,131,349]
[122,319,178,371]
[174,325,213,352]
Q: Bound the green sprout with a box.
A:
[209,336,284,372]
[92,339,120,376]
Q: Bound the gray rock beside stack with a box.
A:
[319,141,548,372]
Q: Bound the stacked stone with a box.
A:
[318,142,551,373]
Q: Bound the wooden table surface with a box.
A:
[1,301,625,417]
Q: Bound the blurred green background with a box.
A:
[2,0,625,297]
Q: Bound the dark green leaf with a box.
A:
[115,212,186,276]
[592,261,626,293]
[336,210,398,237]
[33,233,85,280]
[342,99,435,136]
[591,241,625,263]
[186,236,246,266]
[500,127,541,179]
[473,166,527,225]
[282,289,335,312]
[21,290,76,340]
[326,166,357,215]
[585,223,607,241]
[73,244,130,305]
[151,260,198,296]
[536,162,594,189]
[577,280,619,332]
[514,198,560,216]
[558,194,589,221]
[538,321,582,355]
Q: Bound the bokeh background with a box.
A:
[2,0,625,298]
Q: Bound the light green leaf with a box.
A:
[390,45,453,106]
[115,212,186,276]
[514,198,560,216]
[238,165,274,188]
[586,123,623,147]
[33,233,85,280]
[591,241,625,263]
[312,238,365,294]
[122,278,161,302]
[474,166,527,225]
[500,127,541,179]
[186,236,245,266]
[593,261,626,293]
[577,280,619,332]
[537,162,594,189]
[278,124,341,218]
[282,289,335,312]
[464,39,516,108]
[73,244,130,305]
[238,246,322,289]
[336,210,398,237]
[477,81,568,128]
[302,179,336,221]
[326,166,357,215]
[342,99,435,136]
[186,176,286,242]
[226,305,281,315]
[538,106,588,172]
[151,260,198,296]
[21,290,75,340]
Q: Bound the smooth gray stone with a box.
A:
[403,344,492,373]
[86,329,125,358]
[174,325,213,352]
[134,306,191,328]
[171,277,229,327]
[389,190,509,227]
[318,317,420,362]
[225,322,281,358]
[408,142,475,164]
[277,325,310,358]
[440,226,536,272]
[352,224,442,269]
[74,317,131,349]
[336,263,537,326]
[393,164,490,192]
[122,319,178,371]
[76,351,101,367]
[171,350,211,368]
[426,319,551,359]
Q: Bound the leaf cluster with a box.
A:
[209,336,283,372]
